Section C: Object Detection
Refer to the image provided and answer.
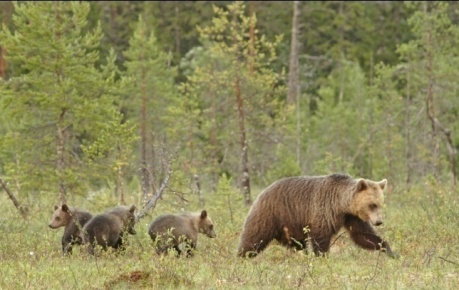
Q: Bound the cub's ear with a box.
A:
[200,210,208,219]
[54,205,59,210]
[356,179,368,192]
[379,179,387,190]
[61,204,69,212]
[129,204,136,213]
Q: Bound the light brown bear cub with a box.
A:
[48,204,92,255]
[148,210,217,257]
[81,205,136,255]
[238,174,397,258]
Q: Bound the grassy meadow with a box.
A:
[0,178,458,290]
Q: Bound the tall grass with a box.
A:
[0,178,458,289]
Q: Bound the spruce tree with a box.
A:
[180,2,286,204]
[0,2,134,202]
[123,15,177,201]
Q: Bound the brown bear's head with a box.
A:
[350,179,387,226]
[198,210,217,238]
[48,204,71,229]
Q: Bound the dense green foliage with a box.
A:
[1,1,458,197]
[0,1,458,288]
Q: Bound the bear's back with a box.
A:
[83,213,122,240]
[149,214,177,232]
[149,214,192,238]
[245,174,356,232]
[257,174,354,204]
[65,210,92,237]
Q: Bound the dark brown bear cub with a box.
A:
[238,174,397,258]
[81,205,136,255]
[148,210,216,257]
[48,204,92,255]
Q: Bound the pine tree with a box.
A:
[396,2,458,185]
[123,15,177,201]
[0,2,134,202]
[180,2,286,205]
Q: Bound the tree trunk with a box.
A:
[118,166,125,205]
[150,134,157,196]
[288,1,301,166]
[235,69,251,206]
[405,61,412,187]
[55,2,67,204]
[287,1,300,106]
[140,64,151,201]
[195,174,204,208]
[338,1,345,104]
[368,51,374,177]
[233,34,251,206]
[0,2,13,79]
[174,2,181,59]
[57,115,67,204]
[0,47,6,80]
[248,1,255,76]
[424,13,456,186]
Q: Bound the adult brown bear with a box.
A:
[237,174,397,258]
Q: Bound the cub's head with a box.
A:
[350,178,387,226]
[198,210,217,238]
[48,204,71,229]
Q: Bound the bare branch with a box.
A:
[438,256,459,267]
[0,176,28,219]
[135,158,172,222]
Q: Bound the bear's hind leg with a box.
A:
[238,238,270,258]
[280,226,305,250]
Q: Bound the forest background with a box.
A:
[0,2,458,289]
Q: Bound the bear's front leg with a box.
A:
[344,215,398,258]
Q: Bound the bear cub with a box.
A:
[81,205,136,255]
[148,210,216,257]
[238,174,397,258]
[48,204,92,255]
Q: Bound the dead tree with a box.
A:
[136,155,173,222]
[0,177,28,219]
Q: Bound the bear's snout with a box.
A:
[374,221,383,226]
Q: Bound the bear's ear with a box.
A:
[54,205,59,210]
[356,179,368,192]
[200,210,208,219]
[129,204,136,213]
[61,204,69,212]
[379,179,387,190]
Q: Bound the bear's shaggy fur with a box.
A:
[148,210,217,257]
[48,204,92,255]
[81,205,136,255]
[237,174,397,258]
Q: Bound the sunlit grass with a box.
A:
[0,179,458,289]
